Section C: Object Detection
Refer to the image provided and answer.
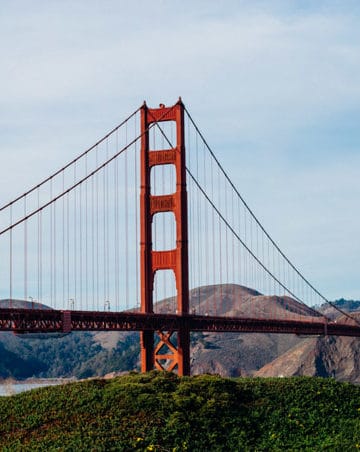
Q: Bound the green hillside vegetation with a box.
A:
[0,372,359,451]
[0,332,140,379]
[334,298,360,312]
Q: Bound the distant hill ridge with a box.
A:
[0,299,50,310]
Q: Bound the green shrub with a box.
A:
[0,373,359,451]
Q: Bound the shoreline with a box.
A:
[0,377,77,385]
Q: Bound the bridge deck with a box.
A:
[1,308,359,337]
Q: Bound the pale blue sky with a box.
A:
[0,1,359,300]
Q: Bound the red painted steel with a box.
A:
[1,309,360,337]
[140,99,190,375]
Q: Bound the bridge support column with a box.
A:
[140,330,154,372]
[140,99,190,376]
[177,324,190,376]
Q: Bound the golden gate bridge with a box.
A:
[0,99,359,376]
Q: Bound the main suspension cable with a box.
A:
[183,107,357,323]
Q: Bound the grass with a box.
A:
[0,372,359,451]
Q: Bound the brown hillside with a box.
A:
[186,284,318,376]
[255,311,360,383]
[156,283,320,320]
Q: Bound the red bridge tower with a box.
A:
[140,99,190,376]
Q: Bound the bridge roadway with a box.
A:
[0,308,360,337]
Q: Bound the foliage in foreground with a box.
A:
[0,372,359,451]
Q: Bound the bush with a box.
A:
[0,373,359,451]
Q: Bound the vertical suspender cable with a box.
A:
[217,164,222,315]
[37,188,40,304]
[134,114,139,309]
[9,206,13,306]
[114,131,119,310]
[211,152,215,314]
[85,154,89,311]
[105,138,109,310]
[261,223,265,295]
[196,128,201,306]
[125,122,129,310]
[67,191,70,307]
[187,120,195,310]
[40,208,42,305]
[24,196,27,302]
[91,162,95,310]
[268,237,271,299]
[237,194,241,293]
[224,173,229,293]
[105,138,109,309]
[79,182,83,310]
[74,163,77,308]
[231,185,235,307]
[50,179,53,307]
[62,172,65,309]
[54,198,57,308]
[250,214,253,291]
[255,218,259,293]
[96,147,99,310]
[103,150,106,308]
[243,205,247,290]
[204,142,209,291]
